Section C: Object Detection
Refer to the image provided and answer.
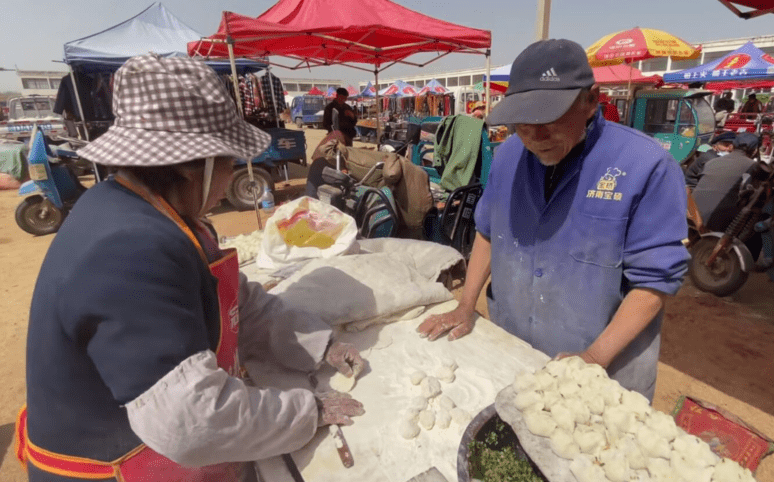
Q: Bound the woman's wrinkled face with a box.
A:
[514,89,599,166]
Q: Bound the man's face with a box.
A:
[335,94,348,105]
[714,141,734,153]
[514,87,599,166]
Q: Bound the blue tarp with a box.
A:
[63,2,266,74]
[663,42,774,83]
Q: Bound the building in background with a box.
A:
[16,70,67,97]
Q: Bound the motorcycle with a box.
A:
[15,131,87,236]
[687,160,774,296]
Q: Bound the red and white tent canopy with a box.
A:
[719,0,774,18]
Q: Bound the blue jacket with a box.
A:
[474,111,689,399]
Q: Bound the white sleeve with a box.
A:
[126,351,319,466]
[238,272,331,372]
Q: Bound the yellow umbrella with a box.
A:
[586,27,700,110]
[586,27,700,67]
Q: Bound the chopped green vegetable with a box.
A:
[468,419,544,482]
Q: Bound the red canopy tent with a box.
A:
[307,86,325,95]
[704,79,774,93]
[593,64,662,86]
[188,0,492,133]
[718,0,774,18]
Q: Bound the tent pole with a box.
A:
[266,61,281,128]
[375,68,381,146]
[68,66,103,182]
[228,38,263,230]
[485,50,492,116]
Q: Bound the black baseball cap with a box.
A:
[710,131,735,145]
[487,39,596,126]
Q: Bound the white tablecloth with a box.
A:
[251,300,550,482]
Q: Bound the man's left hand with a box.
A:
[325,341,366,378]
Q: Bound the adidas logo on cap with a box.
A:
[540,68,560,82]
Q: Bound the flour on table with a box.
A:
[409,370,426,386]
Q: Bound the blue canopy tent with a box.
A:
[663,42,774,84]
[63,2,265,74]
[360,81,377,98]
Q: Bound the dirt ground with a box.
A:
[1,126,773,481]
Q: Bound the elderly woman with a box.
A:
[17,54,364,482]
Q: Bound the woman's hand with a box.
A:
[315,391,365,426]
[325,341,366,378]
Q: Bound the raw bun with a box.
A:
[436,410,452,429]
[442,358,458,371]
[570,455,610,482]
[403,408,421,423]
[512,371,538,392]
[572,427,606,456]
[439,395,456,411]
[420,376,442,398]
[712,458,756,482]
[524,410,557,437]
[636,425,671,459]
[437,366,455,383]
[409,370,426,386]
[419,409,435,430]
[550,429,580,460]
[399,419,420,439]
[599,448,630,482]
[329,372,357,392]
[646,410,679,442]
[514,390,543,411]
[548,401,575,432]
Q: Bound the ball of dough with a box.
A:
[673,433,720,468]
[541,389,561,408]
[573,427,606,455]
[514,390,543,411]
[404,408,421,423]
[399,419,420,439]
[544,359,568,378]
[437,366,456,383]
[442,358,458,371]
[570,455,607,482]
[621,390,651,421]
[439,395,456,411]
[409,396,428,411]
[558,379,581,398]
[524,410,557,437]
[512,371,538,392]
[550,429,580,460]
[646,410,678,442]
[599,448,630,482]
[535,371,557,391]
[579,387,606,415]
[712,458,756,482]
[564,397,591,424]
[419,409,435,430]
[450,407,471,426]
[420,376,442,398]
[329,372,357,392]
[409,370,426,386]
[437,410,452,429]
[548,401,576,432]
[636,425,671,459]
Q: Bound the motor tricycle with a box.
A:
[687,160,774,296]
[15,131,87,236]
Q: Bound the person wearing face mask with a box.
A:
[416,39,689,401]
[17,55,365,482]
[685,131,736,189]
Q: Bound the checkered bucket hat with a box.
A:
[78,54,271,166]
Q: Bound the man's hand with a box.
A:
[315,391,365,426]
[345,110,355,119]
[325,341,366,378]
[416,307,477,341]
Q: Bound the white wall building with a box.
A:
[16,70,67,97]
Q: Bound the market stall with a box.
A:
[415,79,454,118]
[187,0,492,139]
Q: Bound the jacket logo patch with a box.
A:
[229,305,239,332]
[587,167,626,201]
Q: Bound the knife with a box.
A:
[330,425,354,468]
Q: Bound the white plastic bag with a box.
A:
[256,196,358,269]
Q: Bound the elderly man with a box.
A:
[685,131,736,189]
[323,87,358,145]
[417,39,690,400]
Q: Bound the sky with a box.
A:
[1,0,774,92]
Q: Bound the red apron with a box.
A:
[16,174,245,481]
